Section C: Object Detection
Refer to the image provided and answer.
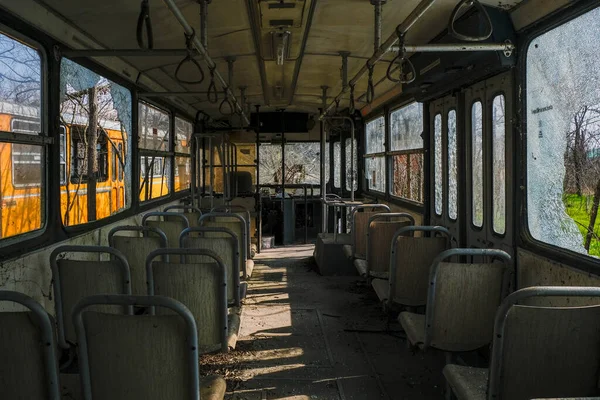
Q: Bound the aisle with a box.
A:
[201,245,445,400]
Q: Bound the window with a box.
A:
[333,141,341,188]
[527,5,600,257]
[472,101,484,227]
[434,114,443,215]
[259,143,282,185]
[60,58,132,225]
[345,138,358,192]
[365,116,386,193]
[390,102,424,203]
[174,117,192,192]
[139,102,170,201]
[492,95,506,234]
[448,110,458,220]
[0,30,45,241]
[59,127,66,185]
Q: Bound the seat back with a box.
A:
[180,227,240,306]
[108,226,168,295]
[73,295,199,400]
[367,213,415,276]
[351,204,390,259]
[200,212,247,275]
[50,246,131,348]
[142,212,189,247]
[425,249,512,352]
[0,291,60,400]
[488,286,600,400]
[164,205,202,228]
[211,206,251,257]
[146,248,228,353]
[389,226,451,306]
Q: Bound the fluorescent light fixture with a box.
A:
[271,31,291,65]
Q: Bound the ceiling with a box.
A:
[13,0,539,122]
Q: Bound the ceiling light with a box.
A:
[271,31,291,65]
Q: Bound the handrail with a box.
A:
[448,0,493,42]
[136,0,153,50]
[174,29,205,85]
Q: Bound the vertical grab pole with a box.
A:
[319,107,326,234]
[255,105,262,253]
[209,136,214,209]
[304,184,308,244]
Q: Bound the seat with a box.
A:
[73,294,226,400]
[444,286,600,400]
[211,205,252,259]
[362,213,415,279]
[180,226,241,306]
[399,248,512,352]
[50,245,132,349]
[377,226,451,308]
[347,204,391,260]
[108,226,168,295]
[0,290,61,400]
[142,211,190,248]
[200,212,252,279]
[146,248,230,354]
[164,205,202,228]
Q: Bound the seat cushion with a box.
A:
[354,259,368,277]
[398,312,426,348]
[443,365,488,400]
[200,375,227,400]
[371,278,389,302]
[369,270,389,279]
[245,259,254,279]
[342,244,354,260]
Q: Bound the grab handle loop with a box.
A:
[136,0,154,50]
[219,89,234,116]
[386,29,416,84]
[448,0,493,42]
[366,64,375,104]
[207,68,219,104]
[334,98,340,114]
[174,29,205,85]
[349,84,356,115]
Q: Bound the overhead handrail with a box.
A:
[136,0,154,50]
[207,68,219,104]
[366,64,375,104]
[219,89,235,116]
[386,28,416,84]
[448,0,493,42]
[174,29,205,85]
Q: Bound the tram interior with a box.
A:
[1,0,600,399]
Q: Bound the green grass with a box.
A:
[563,194,600,256]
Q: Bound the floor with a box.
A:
[200,245,447,400]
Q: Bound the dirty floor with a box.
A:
[200,244,446,400]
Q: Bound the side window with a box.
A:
[333,141,341,188]
[434,113,443,215]
[59,126,66,185]
[492,95,506,234]
[0,30,45,241]
[365,116,386,192]
[345,138,358,192]
[60,58,132,226]
[174,116,192,192]
[448,110,458,220]
[139,102,171,201]
[472,101,484,228]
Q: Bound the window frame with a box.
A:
[174,115,193,193]
[447,108,458,221]
[364,114,386,195]
[490,91,507,237]
[470,99,485,230]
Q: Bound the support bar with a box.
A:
[319,0,437,120]
[390,41,515,54]
[162,0,250,125]
[61,49,193,57]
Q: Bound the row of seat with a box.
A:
[343,205,600,400]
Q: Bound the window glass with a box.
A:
[472,102,484,227]
[333,142,341,188]
[391,153,424,203]
[139,156,171,201]
[139,103,170,151]
[390,102,423,151]
[366,155,385,192]
[60,58,132,225]
[283,143,321,186]
[0,31,44,240]
[365,117,385,154]
[59,127,66,184]
[345,138,358,191]
[448,110,458,220]
[527,6,600,256]
[492,95,506,234]
[258,143,282,185]
[174,156,191,192]
[434,114,443,215]
[175,117,192,154]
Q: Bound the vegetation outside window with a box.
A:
[365,116,385,193]
[527,5,600,257]
[60,58,132,226]
[0,30,45,240]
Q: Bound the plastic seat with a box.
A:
[146,248,230,354]
[354,213,415,279]
[0,290,60,400]
[164,205,202,228]
[343,204,391,260]
[211,205,252,259]
[50,245,132,349]
[399,248,512,352]
[142,211,190,248]
[375,226,451,308]
[444,286,600,400]
[108,226,168,295]
[180,227,241,306]
[73,294,226,400]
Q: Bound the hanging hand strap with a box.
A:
[448,0,493,42]
[174,29,205,85]
[386,29,416,84]
[136,0,154,50]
